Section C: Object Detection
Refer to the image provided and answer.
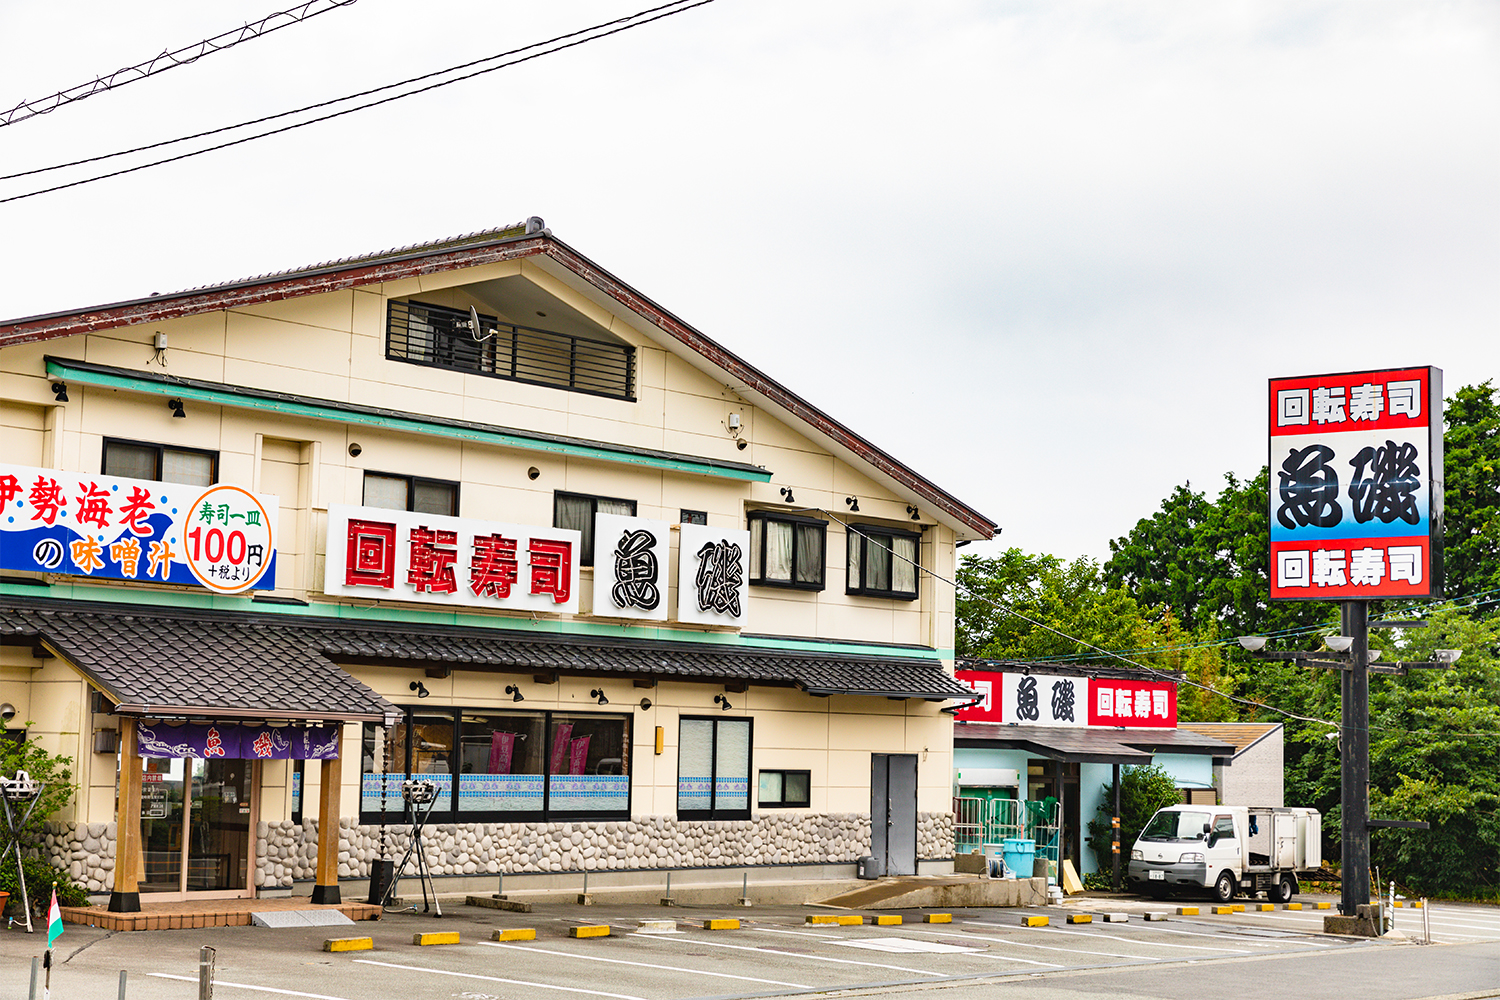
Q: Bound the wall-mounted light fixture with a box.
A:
[50,382,69,403]
[1237,635,1267,652]
[845,496,860,512]
[779,487,795,503]
[409,680,429,698]
[714,693,732,711]
[168,398,186,419]
[906,505,920,521]
[590,688,609,705]
[528,467,540,481]
[348,442,362,458]
[638,698,653,712]
[505,684,524,703]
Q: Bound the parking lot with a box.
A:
[9,893,1500,1000]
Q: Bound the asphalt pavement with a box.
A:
[4,891,1499,1000]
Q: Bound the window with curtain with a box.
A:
[677,716,752,820]
[847,525,921,600]
[363,472,459,515]
[361,706,631,823]
[554,491,636,566]
[747,511,825,591]
[103,439,217,486]
[758,769,811,808]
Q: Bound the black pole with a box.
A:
[1111,762,1121,892]
[1339,600,1371,917]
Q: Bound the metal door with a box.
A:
[870,753,919,877]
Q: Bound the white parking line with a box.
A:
[753,927,850,940]
[353,959,650,1000]
[633,930,940,976]
[886,930,1065,968]
[480,941,811,989]
[150,975,351,1000]
[951,929,1157,962]
[960,920,1251,955]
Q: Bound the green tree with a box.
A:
[1085,764,1182,875]
[0,735,74,847]
[1104,469,1333,643]
[1442,381,1500,601]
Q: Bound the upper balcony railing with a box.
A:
[387,299,636,401]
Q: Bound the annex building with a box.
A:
[0,219,995,910]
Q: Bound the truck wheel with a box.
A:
[1213,870,1237,903]
[1268,874,1296,903]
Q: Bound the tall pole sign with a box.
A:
[1268,366,1443,918]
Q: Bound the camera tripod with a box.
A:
[379,780,442,917]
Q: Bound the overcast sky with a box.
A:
[1,1,1495,562]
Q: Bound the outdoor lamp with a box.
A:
[505,684,524,703]
[168,398,186,418]
[50,382,68,402]
[1324,636,1354,653]
[590,688,609,705]
[409,681,429,698]
[1434,649,1463,664]
[1237,636,1267,652]
[714,693,733,711]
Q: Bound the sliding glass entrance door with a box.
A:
[139,758,255,897]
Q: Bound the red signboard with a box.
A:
[1268,366,1443,600]
[956,670,1176,729]
[1087,678,1176,728]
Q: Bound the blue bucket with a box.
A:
[1000,838,1036,879]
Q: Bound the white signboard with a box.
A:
[998,672,1086,728]
[0,463,278,594]
[590,513,670,621]
[675,522,750,629]
[323,504,581,614]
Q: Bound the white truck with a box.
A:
[1126,804,1322,903]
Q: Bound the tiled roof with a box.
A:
[0,600,973,711]
[308,623,972,699]
[1,606,394,722]
[1177,722,1282,755]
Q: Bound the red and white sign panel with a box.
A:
[954,669,1003,723]
[1087,678,1176,728]
[1268,366,1443,600]
[954,671,1176,729]
[323,504,581,614]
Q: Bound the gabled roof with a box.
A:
[0,222,996,540]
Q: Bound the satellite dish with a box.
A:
[468,305,491,342]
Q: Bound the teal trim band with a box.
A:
[1,581,944,662]
[45,360,772,483]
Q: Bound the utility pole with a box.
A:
[1339,601,1370,918]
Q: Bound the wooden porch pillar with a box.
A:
[310,726,344,905]
[108,717,143,912]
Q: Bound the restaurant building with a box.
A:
[0,219,994,909]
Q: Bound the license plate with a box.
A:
[1148,870,1165,880]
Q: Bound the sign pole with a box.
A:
[1339,600,1371,917]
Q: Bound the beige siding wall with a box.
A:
[2,263,969,848]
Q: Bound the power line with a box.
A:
[0,0,360,128]
[0,0,718,205]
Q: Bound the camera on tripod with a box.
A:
[401,779,436,805]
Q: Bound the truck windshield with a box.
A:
[1139,810,1210,842]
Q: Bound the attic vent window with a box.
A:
[387,299,636,401]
